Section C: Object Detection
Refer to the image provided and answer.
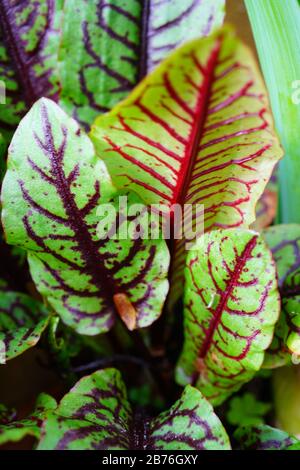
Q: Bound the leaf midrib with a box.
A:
[172,39,221,209]
[0,1,37,106]
[199,235,258,359]
[137,0,151,81]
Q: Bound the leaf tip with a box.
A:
[113,293,137,331]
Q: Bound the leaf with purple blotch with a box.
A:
[0,393,57,446]
[0,0,63,142]
[263,224,300,368]
[234,424,300,450]
[176,229,280,406]
[1,98,170,335]
[37,368,231,450]
[0,287,50,363]
[59,0,225,128]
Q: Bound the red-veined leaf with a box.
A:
[0,393,56,445]
[91,26,283,304]
[263,224,300,368]
[0,0,63,141]
[176,229,280,405]
[37,368,231,450]
[59,0,225,128]
[1,98,170,335]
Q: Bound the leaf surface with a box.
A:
[0,0,63,141]
[0,283,50,363]
[234,424,300,450]
[59,0,225,128]
[37,368,231,450]
[0,393,56,445]
[263,224,300,368]
[252,169,278,231]
[1,98,170,335]
[176,229,280,405]
[91,26,283,301]
[226,393,271,427]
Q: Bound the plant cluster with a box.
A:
[0,0,300,451]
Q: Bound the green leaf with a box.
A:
[245,0,300,224]
[176,229,280,405]
[0,393,57,446]
[234,424,300,450]
[0,0,225,135]
[59,0,225,128]
[252,169,277,232]
[37,368,231,450]
[226,393,271,427]
[91,26,283,304]
[0,285,50,363]
[263,224,300,368]
[1,98,170,335]
[0,0,63,142]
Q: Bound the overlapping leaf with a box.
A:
[0,0,224,136]
[252,169,278,231]
[0,0,63,142]
[176,229,280,405]
[234,425,300,450]
[1,98,170,335]
[0,393,56,446]
[37,368,231,450]
[91,26,283,304]
[263,225,300,368]
[59,0,225,127]
[0,283,50,363]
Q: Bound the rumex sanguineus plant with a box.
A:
[0,0,300,451]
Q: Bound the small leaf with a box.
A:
[0,287,50,363]
[263,224,300,368]
[59,0,225,128]
[1,98,170,335]
[226,393,271,427]
[91,26,283,304]
[234,424,300,450]
[38,368,231,450]
[176,229,280,405]
[0,393,57,446]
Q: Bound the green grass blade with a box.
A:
[245,0,300,223]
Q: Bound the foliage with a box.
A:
[0,0,297,451]
[226,393,271,427]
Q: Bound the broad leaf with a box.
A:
[0,284,50,363]
[1,98,170,335]
[38,368,231,450]
[234,424,300,450]
[59,0,225,128]
[176,229,280,405]
[263,224,300,368]
[0,393,56,446]
[0,0,225,136]
[91,26,283,302]
[0,0,63,142]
